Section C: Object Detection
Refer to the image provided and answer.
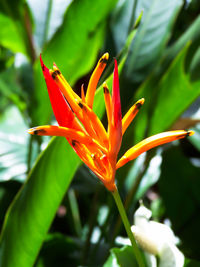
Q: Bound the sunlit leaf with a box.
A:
[0,0,32,57]
[0,106,28,182]
[0,137,81,266]
[125,0,183,83]
[27,0,72,49]
[133,43,200,143]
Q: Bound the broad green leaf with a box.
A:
[0,67,26,112]
[0,137,81,266]
[104,246,137,267]
[133,43,200,143]
[125,0,183,83]
[0,13,27,55]
[184,258,200,267]
[27,0,72,49]
[148,44,200,135]
[165,15,200,65]
[32,0,117,125]
[110,0,135,53]
[0,0,33,57]
[0,106,28,182]
[159,145,200,260]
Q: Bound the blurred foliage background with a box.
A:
[0,0,200,266]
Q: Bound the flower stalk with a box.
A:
[112,188,145,267]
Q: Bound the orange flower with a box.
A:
[28,53,194,191]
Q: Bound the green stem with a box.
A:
[112,188,144,267]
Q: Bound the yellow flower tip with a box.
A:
[136,98,145,109]
[53,63,58,70]
[102,52,109,61]
[27,128,34,135]
[49,68,61,80]
[103,82,109,93]
[99,52,109,67]
[139,98,145,104]
[103,81,108,87]
[187,130,194,136]
[27,127,46,135]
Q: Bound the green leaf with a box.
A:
[32,0,117,125]
[0,0,33,57]
[148,43,200,135]
[159,145,200,260]
[110,0,135,53]
[27,0,72,49]
[184,258,200,267]
[0,106,28,182]
[165,15,200,65]
[126,0,183,83]
[104,246,138,267]
[133,43,200,143]
[0,137,81,266]
[0,12,27,55]
[0,67,26,112]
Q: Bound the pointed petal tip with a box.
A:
[103,52,109,60]
[139,98,145,104]
[103,81,107,87]
[39,54,48,73]
[27,127,46,136]
[99,52,109,65]
[103,82,109,93]
[53,62,59,71]
[136,98,145,109]
[187,130,194,136]
[27,127,36,135]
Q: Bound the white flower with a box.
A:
[131,204,184,267]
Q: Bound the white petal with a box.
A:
[159,243,184,267]
[131,225,159,255]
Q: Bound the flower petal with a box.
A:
[81,84,86,103]
[28,125,107,153]
[78,101,108,147]
[116,130,194,169]
[109,59,122,160]
[86,53,109,108]
[40,55,75,128]
[49,64,83,121]
[103,82,112,130]
[122,98,144,135]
